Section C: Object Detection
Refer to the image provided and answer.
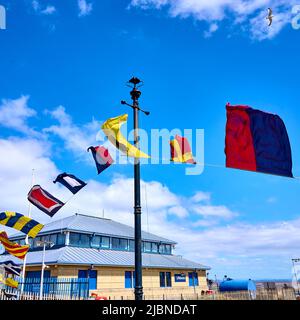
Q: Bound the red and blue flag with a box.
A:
[87,146,114,175]
[225,104,293,178]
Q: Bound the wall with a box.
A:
[25,265,208,299]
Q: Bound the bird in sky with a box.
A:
[266,8,274,26]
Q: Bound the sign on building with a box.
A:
[174,273,186,282]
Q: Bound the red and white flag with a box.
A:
[27,185,64,217]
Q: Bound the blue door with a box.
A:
[88,270,97,290]
[25,270,51,293]
[78,270,97,291]
[188,272,199,287]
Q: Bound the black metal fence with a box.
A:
[19,277,89,299]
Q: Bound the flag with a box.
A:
[87,146,114,175]
[54,173,87,195]
[102,114,150,158]
[0,261,21,276]
[225,104,293,177]
[27,185,64,217]
[0,211,43,238]
[2,291,18,299]
[170,135,196,164]
[0,231,29,260]
[5,277,18,289]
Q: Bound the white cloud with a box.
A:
[0,96,39,136]
[44,105,100,159]
[78,0,93,17]
[32,1,56,15]
[130,0,298,40]
[204,23,219,38]
[42,6,56,15]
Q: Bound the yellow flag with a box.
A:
[102,114,150,159]
[5,277,19,289]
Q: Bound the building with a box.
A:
[0,213,210,299]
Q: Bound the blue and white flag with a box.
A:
[0,260,21,277]
[53,173,87,195]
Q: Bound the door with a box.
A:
[88,270,97,290]
[25,270,51,293]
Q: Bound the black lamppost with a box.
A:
[121,77,150,300]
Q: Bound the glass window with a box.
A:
[100,236,110,249]
[112,238,128,250]
[165,245,171,255]
[49,234,57,245]
[143,242,151,253]
[19,238,26,246]
[129,240,134,251]
[69,232,80,245]
[159,244,165,254]
[80,234,90,248]
[159,272,172,288]
[151,243,158,253]
[57,233,65,245]
[119,238,128,250]
[91,235,101,248]
[33,236,41,248]
[160,272,165,288]
[166,272,172,287]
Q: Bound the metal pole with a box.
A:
[131,79,143,301]
[292,259,300,294]
[121,77,149,300]
[39,242,46,300]
[20,168,34,296]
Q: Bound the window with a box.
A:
[160,272,165,287]
[100,236,110,249]
[158,244,172,254]
[166,272,172,287]
[91,235,101,248]
[151,243,158,253]
[188,272,199,287]
[165,245,171,255]
[125,271,135,288]
[160,272,172,287]
[69,233,90,247]
[57,233,65,246]
[80,234,90,248]
[17,238,26,245]
[33,236,41,248]
[143,242,151,253]
[111,238,128,250]
[69,232,80,245]
[129,240,134,251]
[159,244,165,254]
[49,234,57,245]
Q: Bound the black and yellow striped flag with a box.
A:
[0,211,44,238]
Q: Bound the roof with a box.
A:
[0,247,210,271]
[11,214,176,245]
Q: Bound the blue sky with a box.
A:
[1,0,300,280]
